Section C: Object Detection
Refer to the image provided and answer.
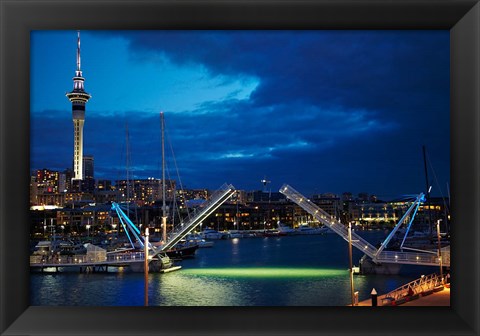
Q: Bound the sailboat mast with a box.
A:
[422,145,433,235]
[161,112,167,243]
[126,122,130,218]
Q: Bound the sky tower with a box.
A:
[66,31,91,181]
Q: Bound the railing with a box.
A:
[379,273,443,304]
[30,251,146,266]
[107,252,145,263]
[156,183,236,253]
[376,250,450,267]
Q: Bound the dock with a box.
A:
[355,274,450,306]
[357,286,450,306]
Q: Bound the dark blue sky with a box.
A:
[30,30,450,199]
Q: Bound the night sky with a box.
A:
[30,30,450,199]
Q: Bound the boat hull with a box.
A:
[165,244,199,259]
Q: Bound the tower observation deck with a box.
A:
[66,31,91,181]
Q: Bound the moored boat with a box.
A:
[186,234,215,247]
[164,242,199,259]
[263,229,282,237]
[200,228,228,240]
[277,221,297,235]
[296,224,329,235]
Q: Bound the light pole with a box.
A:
[51,218,56,244]
[86,224,91,238]
[144,227,149,306]
[436,219,444,284]
[348,222,355,306]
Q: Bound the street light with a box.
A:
[348,222,355,306]
[144,227,149,307]
[51,218,56,244]
[86,224,91,238]
[436,219,444,284]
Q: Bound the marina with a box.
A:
[30,232,440,306]
[30,184,450,279]
[29,180,449,306]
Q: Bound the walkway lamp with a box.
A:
[348,222,355,306]
[436,219,444,284]
[144,227,149,307]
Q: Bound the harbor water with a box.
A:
[30,231,437,306]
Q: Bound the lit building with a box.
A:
[96,179,112,191]
[357,202,399,226]
[56,203,117,236]
[81,155,95,193]
[30,175,37,206]
[31,169,67,206]
[83,155,94,179]
[246,190,287,203]
[63,168,73,192]
[180,188,210,201]
[34,169,66,194]
[115,178,176,205]
[66,31,91,182]
[312,193,343,218]
[64,192,94,207]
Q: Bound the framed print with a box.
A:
[1,0,479,335]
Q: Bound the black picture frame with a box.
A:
[1,0,479,335]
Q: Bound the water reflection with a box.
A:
[182,267,346,278]
[146,267,351,306]
[150,272,245,306]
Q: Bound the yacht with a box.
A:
[185,233,214,248]
[296,224,329,235]
[200,229,227,240]
[277,221,297,235]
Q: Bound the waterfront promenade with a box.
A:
[357,286,450,306]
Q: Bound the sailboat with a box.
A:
[110,113,198,260]
[153,112,199,259]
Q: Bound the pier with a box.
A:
[30,251,148,272]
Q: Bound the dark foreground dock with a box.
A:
[357,286,450,306]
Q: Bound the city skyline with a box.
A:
[30,30,450,198]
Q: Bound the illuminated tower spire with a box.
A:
[66,31,91,181]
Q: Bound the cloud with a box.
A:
[31,30,450,197]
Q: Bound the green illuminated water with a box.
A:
[182,267,345,278]
[30,232,437,306]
